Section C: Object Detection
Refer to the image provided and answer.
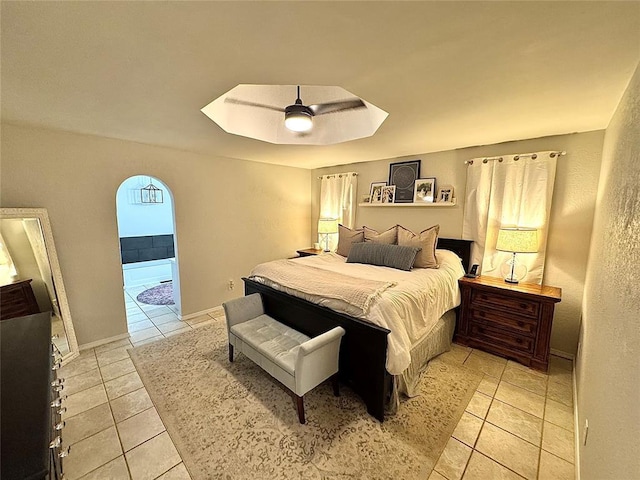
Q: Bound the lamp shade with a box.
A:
[318,218,339,234]
[496,228,538,253]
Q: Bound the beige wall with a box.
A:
[313,130,604,356]
[577,64,640,479]
[1,124,311,346]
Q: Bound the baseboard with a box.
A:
[179,305,224,321]
[79,332,131,351]
[573,359,581,480]
[550,348,575,360]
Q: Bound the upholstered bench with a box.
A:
[223,293,345,424]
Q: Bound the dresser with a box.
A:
[455,276,561,372]
[0,278,40,321]
[296,248,324,257]
[0,312,67,479]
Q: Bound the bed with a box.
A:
[243,237,472,422]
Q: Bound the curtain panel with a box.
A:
[319,172,357,251]
[462,152,558,284]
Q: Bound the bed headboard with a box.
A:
[437,238,473,273]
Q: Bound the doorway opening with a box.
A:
[116,175,184,344]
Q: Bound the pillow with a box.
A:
[336,224,364,257]
[363,225,398,245]
[397,224,440,268]
[346,242,421,271]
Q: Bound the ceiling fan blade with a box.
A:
[309,99,366,116]
[224,97,285,112]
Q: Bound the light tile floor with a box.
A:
[58,284,222,480]
[123,283,199,346]
[432,346,576,480]
[60,291,576,479]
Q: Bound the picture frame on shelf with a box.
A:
[381,185,396,204]
[413,178,436,203]
[388,160,421,203]
[436,185,454,203]
[369,182,387,204]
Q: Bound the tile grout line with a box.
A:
[536,370,552,479]
[458,353,531,480]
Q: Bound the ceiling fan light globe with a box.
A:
[285,112,313,132]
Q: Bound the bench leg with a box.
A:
[228,343,234,362]
[331,373,340,397]
[295,395,305,424]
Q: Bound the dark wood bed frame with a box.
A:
[243,238,473,422]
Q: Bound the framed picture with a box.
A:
[369,182,387,204]
[437,184,454,203]
[381,185,396,203]
[388,160,421,203]
[413,178,436,203]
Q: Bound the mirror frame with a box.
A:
[0,208,79,364]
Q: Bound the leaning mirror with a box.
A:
[0,208,79,363]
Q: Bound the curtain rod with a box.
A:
[317,172,358,179]
[465,150,566,165]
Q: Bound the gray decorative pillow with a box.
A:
[363,225,398,245]
[336,225,364,257]
[346,242,421,271]
[397,224,440,268]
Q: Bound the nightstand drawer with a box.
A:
[471,290,539,319]
[469,322,534,354]
[469,308,537,335]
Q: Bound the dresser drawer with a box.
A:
[469,322,534,354]
[471,290,539,319]
[469,308,538,335]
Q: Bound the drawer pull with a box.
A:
[52,361,62,371]
[51,378,65,387]
[53,384,65,392]
[49,436,62,449]
[55,421,66,431]
[58,446,71,458]
[50,396,67,408]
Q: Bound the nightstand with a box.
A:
[296,248,324,257]
[455,276,561,372]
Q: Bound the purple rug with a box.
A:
[136,282,175,305]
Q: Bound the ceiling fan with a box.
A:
[224,86,366,133]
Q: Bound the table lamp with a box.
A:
[318,218,339,252]
[495,227,538,284]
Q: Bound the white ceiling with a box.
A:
[2,1,639,169]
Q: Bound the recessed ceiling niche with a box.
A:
[201,84,388,145]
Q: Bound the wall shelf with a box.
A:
[358,201,457,207]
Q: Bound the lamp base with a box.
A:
[500,253,528,284]
[321,233,331,252]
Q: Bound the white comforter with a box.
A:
[249,249,465,375]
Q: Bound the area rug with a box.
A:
[129,320,482,480]
[136,282,174,305]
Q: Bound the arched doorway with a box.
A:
[115,175,182,342]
